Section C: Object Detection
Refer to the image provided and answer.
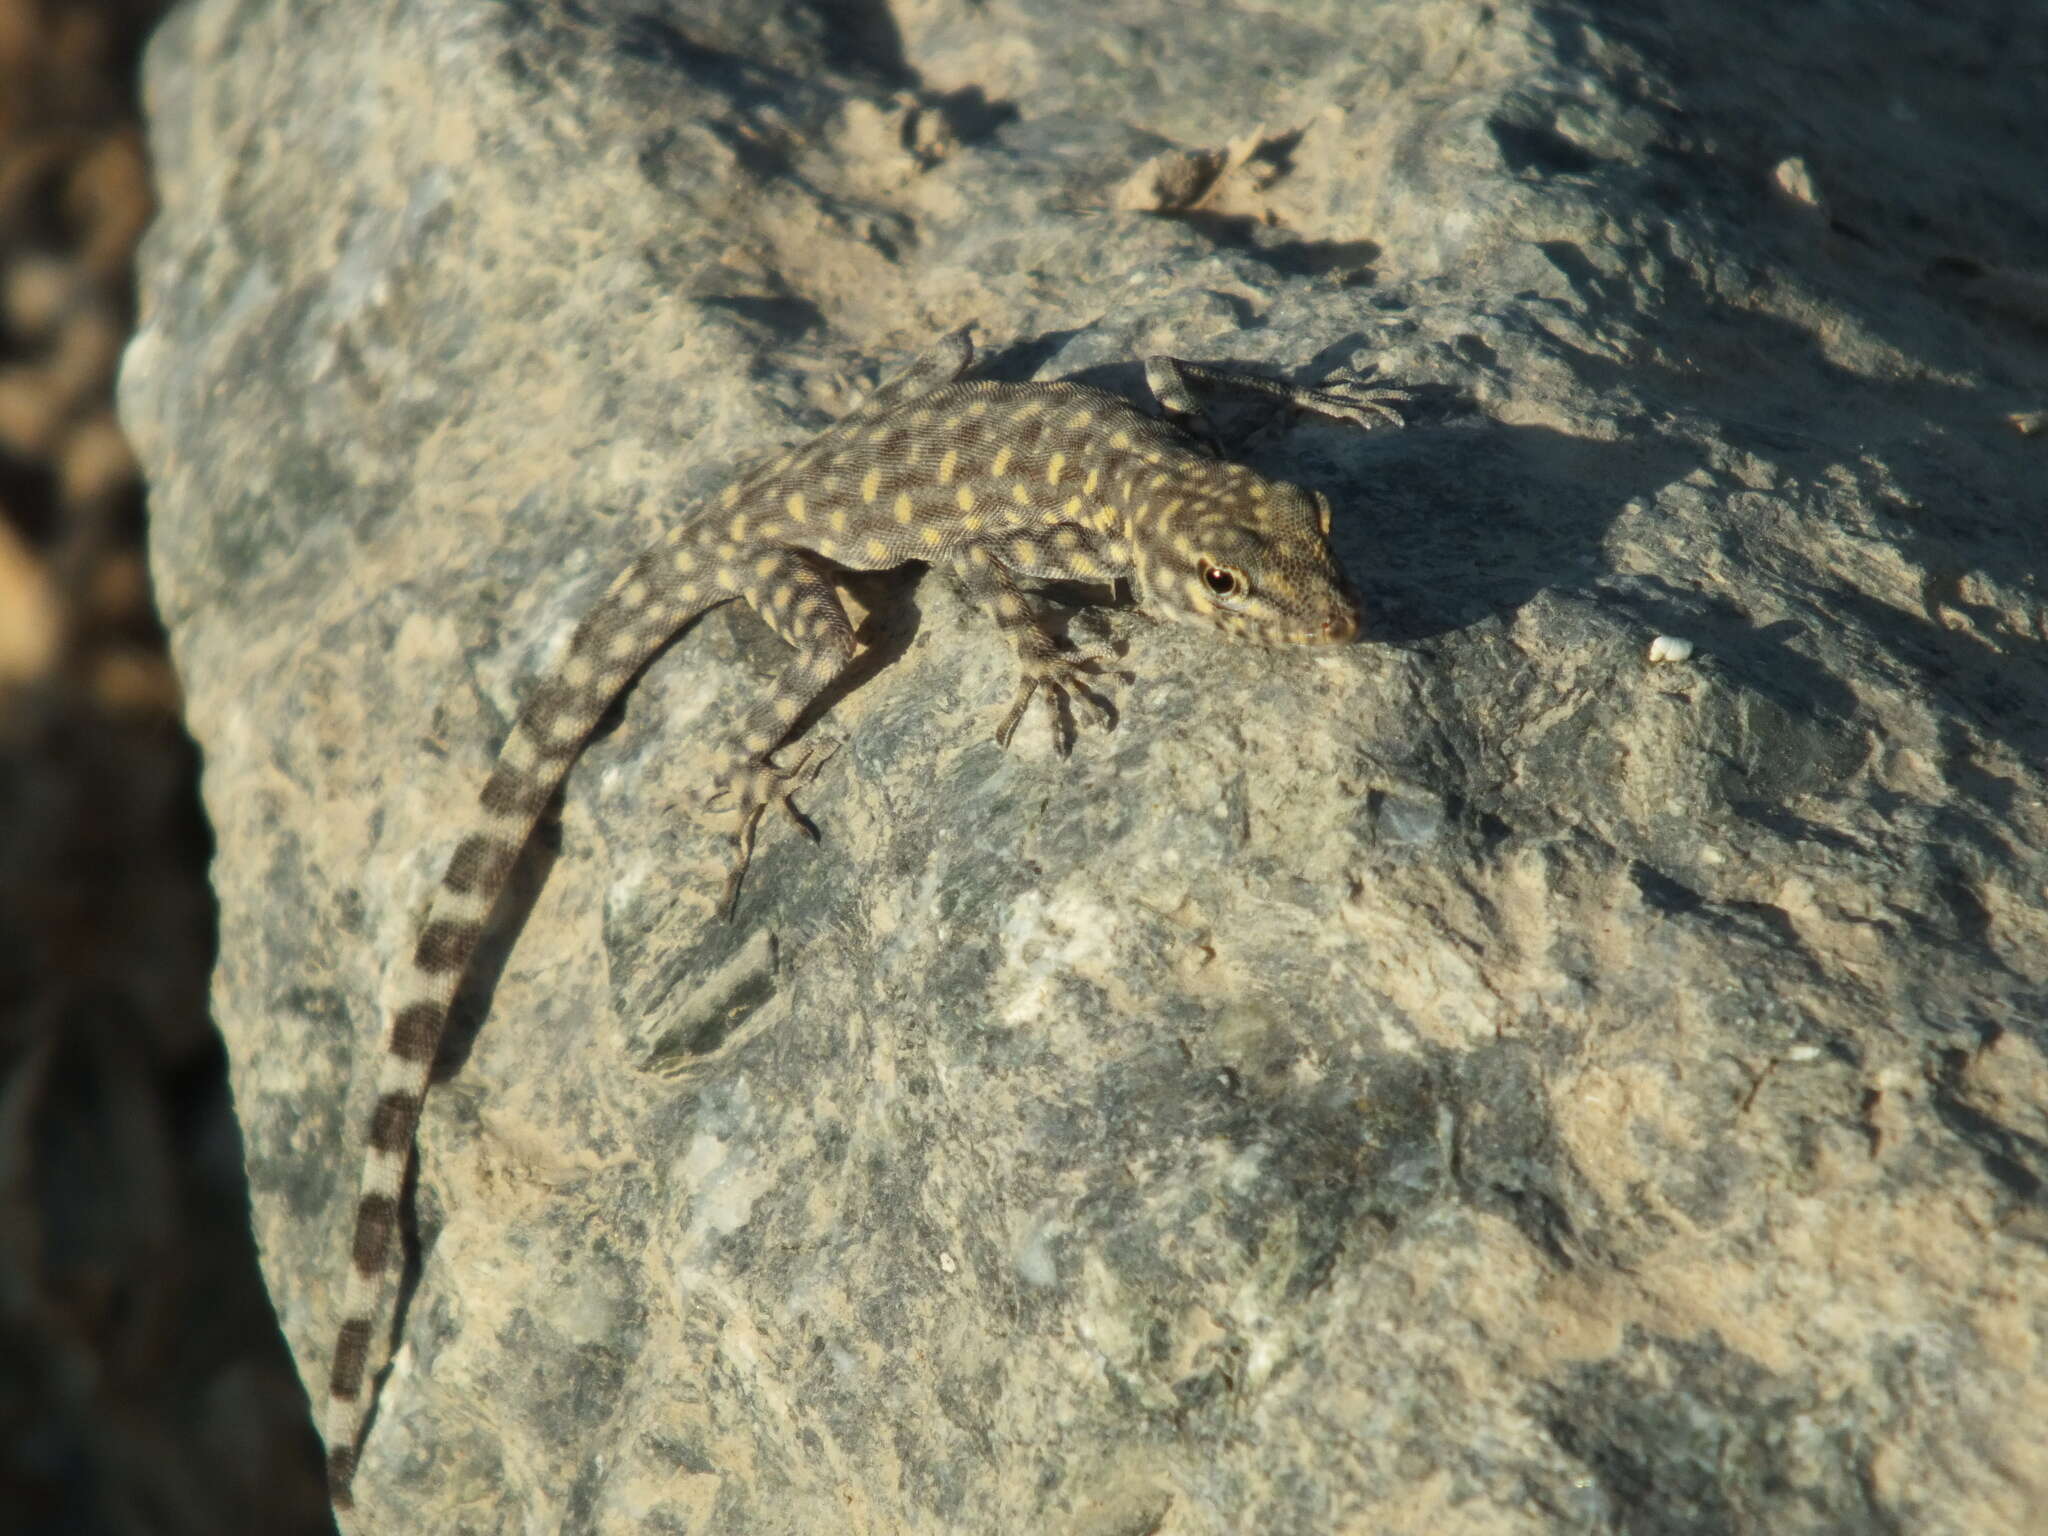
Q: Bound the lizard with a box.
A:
[321,325,1407,1516]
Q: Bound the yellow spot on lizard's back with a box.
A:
[785,492,806,522]
[754,554,781,578]
[1011,482,1032,505]
[991,446,1012,477]
[865,537,889,561]
[830,509,848,533]
[1063,496,1083,519]
[1045,452,1065,485]
[956,485,975,512]
[938,449,959,484]
[1068,410,1094,430]
[1084,469,1100,493]
[920,525,942,548]
[862,469,882,503]
[895,492,915,524]
[1110,430,1131,450]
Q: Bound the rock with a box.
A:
[122,0,2048,1532]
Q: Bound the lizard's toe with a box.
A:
[1304,369,1411,429]
[994,653,1123,754]
[708,741,837,917]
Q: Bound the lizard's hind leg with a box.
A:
[698,550,858,914]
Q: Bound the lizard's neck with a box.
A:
[1114,449,1261,548]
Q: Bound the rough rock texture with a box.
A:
[123,1,2048,1532]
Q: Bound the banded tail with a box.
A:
[323,544,720,1512]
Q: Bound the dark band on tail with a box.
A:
[330,1317,372,1398]
[352,1192,398,1274]
[445,832,520,894]
[389,1001,445,1062]
[481,764,554,818]
[413,918,483,975]
[327,1446,357,1508]
[368,1090,422,1154]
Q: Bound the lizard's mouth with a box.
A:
[1286,598,1360,644]
[1317,606,1360,643]
[1261,608,1358,645]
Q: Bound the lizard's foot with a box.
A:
[994,651,1123,755]
[1294,367,1411,430]
[701,742,836,916]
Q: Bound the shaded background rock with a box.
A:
[0,1,332,1533]
[121,1,2048,1533]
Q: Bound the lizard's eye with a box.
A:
[1200,560,1247,599]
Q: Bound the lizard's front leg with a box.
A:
[948,536,1124,753]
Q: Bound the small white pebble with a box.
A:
[1772,155,1823,208]
[1785,1044,1822,1062]
[1648,635,1695,664]
[938,1250,956,1275]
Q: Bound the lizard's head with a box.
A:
[1131,476,1360,645]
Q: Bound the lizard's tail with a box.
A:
[323,547,720,1513]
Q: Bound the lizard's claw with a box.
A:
[994,652,1125,756]
[708,741,837,917]
[1295,368,1411,430]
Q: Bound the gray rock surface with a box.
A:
[123,0,2048,1531]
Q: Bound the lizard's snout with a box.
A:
[1320,605,1359,643]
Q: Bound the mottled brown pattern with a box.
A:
[323,329,1406,1515]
